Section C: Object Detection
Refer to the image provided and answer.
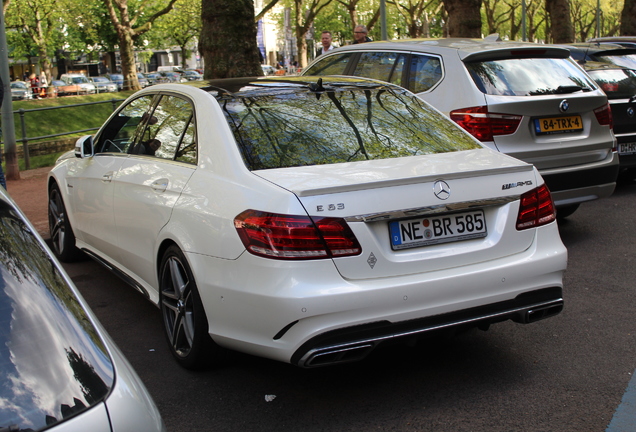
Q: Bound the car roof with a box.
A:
[323,37,571,62]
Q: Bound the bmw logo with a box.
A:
[628,107,635,118]
[433,180,451,200]
[559,100,569,113]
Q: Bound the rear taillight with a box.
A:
[234,210,362,260]
[516,185,556,230]
[594,102,613,129]
[449,106,522,142]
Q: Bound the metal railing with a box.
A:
[1,98,124,169]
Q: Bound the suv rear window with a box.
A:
[465,57,596,96]
[586,68,636,99]
[217,84,481,170]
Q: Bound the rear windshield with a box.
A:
[466,57,597,96]
[596,54,636,69]
[587,68,636,99]
[217,85,481,170]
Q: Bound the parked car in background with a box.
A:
[587,36,636,48]
[144,72,161,85]
[157,71,186,83]
[304,38,619,218]
[582,61,636,178]
[10,80,32,100]
[0,188,166,431]
[59,73,97,94]
[183,70,203,81]
[48,77,566,370]
[106,73,125,90]
[51,79,85,96]
[90,76,119,93]
[137,73,150,87]
[261,64,277,76]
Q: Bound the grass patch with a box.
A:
[6,91,135,144]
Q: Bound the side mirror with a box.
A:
[74,135,95,158]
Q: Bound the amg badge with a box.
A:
[502,180,533,190]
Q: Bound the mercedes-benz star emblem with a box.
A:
[628,107,635,118]
[433,180,451,200]
[559,99,569,113]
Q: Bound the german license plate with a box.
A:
[619,142,636,155]
[534,115,583,135]
[389,210,487,250]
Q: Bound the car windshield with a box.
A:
[71,76,89,84]
[93,77,108,82]
[216,82,481,170]
[10,82,26,89]
[0,198,114,431]
[110,74,124,80]
[586,67,636,99]
[466,57,597,96]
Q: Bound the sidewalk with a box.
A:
[6,167,51,239]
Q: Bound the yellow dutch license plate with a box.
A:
[534,115,583,134]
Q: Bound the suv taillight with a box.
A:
[516,185,556,230]
[450,106,522,142]
[594,102,613,129]
[234,210,362,260]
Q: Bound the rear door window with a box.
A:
[353,52,406,86]
[465,57,597,96]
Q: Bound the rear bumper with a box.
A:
[292,287,563,367]
[540,151,619,206]
[188,223,567,366]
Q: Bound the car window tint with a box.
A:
[465,57,597,96]
[95,95,154,153]
[133,95,195,161]
[219,86,481,170]
[587,68,636,99]
[409,54,442,93]
[353,52,405,86]
[304,53,353,75]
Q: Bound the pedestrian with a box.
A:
[353,25,372,44]
[29,74,40,98]
[317,31,336,56]
[22,71,29,81]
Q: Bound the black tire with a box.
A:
[48,183,82,262]
[159,245,225,369]
[556,204,580,220]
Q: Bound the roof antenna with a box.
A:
[309,78,326,92]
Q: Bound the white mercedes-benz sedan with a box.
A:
[48,76,567,369]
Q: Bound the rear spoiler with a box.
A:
[462,46,570,63]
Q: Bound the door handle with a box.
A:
[102,172,114,182]
[151,178,169,192]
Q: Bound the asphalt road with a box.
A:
[58,178,636,432]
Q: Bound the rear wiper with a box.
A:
[555,85,583,94]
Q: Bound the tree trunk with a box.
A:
[620,0,636,35]
[118,31,140,91]
[545,0,573,43]
[443,0,482,38]
[199,0,262,79]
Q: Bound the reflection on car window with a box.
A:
[409,54,442,93]
[304,53,354,76]
[353,52,406,86]
[466,57,597,96]
[220,85,480,170]
[132,95,196,163]
[95,95,155,153]
[0,199,114,431]
[588,68,636,99]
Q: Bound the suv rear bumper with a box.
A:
[540,151,619,206]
